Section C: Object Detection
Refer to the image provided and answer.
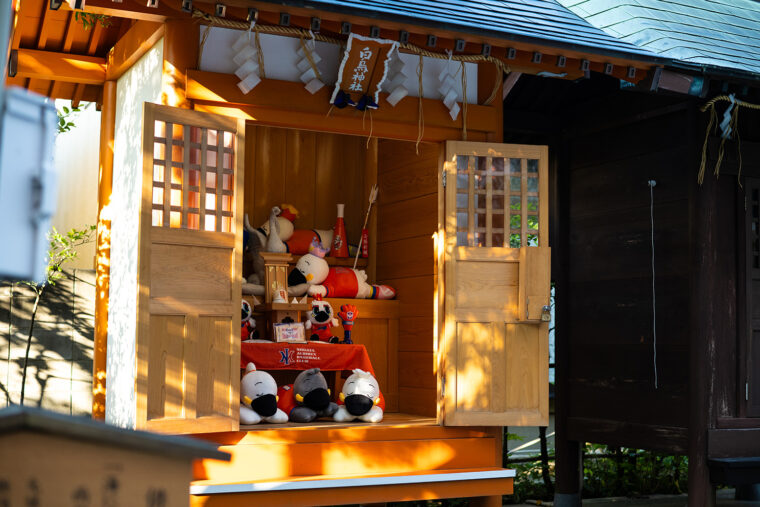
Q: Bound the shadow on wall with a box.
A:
[0,269,95,415]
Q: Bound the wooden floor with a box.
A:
[239,412,437,431]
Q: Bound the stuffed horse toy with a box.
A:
[287,239,396,299]
[277,368,338,422]
[333,369,384,423]
[239,362,288,424]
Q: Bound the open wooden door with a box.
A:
[136,103,245,433]
[438,141,550,426]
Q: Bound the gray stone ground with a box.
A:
[510,489,759,506]
[0,269,95,415]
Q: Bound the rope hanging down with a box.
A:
[698,94,760,184]
[191,7,509,107]
[648,179,658,390]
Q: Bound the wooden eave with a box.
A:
[7,0,126,104]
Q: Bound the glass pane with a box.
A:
[205,215,216,231]
[224,131,234,148]
[456,192,468,209]
[457,155,468,173]
[206,172,217,189]
[527,176,539,193]
[206,194,216,211]
[153,165,164,183]
[527,233,538,246]
[189,191,199,209]
[492,157,505,175]
[527,215,539,231]
[222,173,233,191]
[222,216,232,232]
[154,120,166,138]
[493,232,504,247]
[527,196,539,213]
[190,147,201,165]
[152,187,163,205]
[154,143,165,160]
[190,126,202,144]
[172,123,183,141]
[475,214,486,228]
[207,150,217,167]
[171,167,182,185]
[492,173,504,191]
[493,213,504,230]
[510,176,521,191]
[208,129,218,146]
[509,158,521,174]
[474,231,486,247]
[474,172,486,190]
[223,152,233,169]
[189,170,200,187]
[171,189,181,207]
[172,145,184,163]
[527,159,538,173]
[170,211,181,228]
[510,195,521,212]
[152,210,163,227]
[492,194,504,212]
[457,232,468,246]
[474,193,487,209]
[188,213,199,230]
[510,214,521,230]
[222,195,232,212]
[510,233,521,248]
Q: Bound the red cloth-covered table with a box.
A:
[240,341,375,375]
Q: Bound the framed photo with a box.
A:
[273,322,306,343]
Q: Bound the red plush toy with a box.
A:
[337,304,358,344]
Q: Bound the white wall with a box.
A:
[52,102,100,270]
[200,27,478,104]
[106,39,163,429]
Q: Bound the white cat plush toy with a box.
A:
[333,369,384,423]
[239,362,288,425]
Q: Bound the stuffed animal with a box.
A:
[337,304,358,344]
[239,363,288,424]
[241,299,258,341]
[287,239,396,299]
[305,295,340,343]
[244,204,300,285]
[334,369,384,423]
[277,368,338,422]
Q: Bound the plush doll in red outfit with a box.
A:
[287,239,395,299]
[305,295,340,343]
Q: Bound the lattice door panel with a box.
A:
[455,153,544,248]
[150,120,235,232]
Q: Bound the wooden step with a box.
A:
[192,414,502,483]
[190,467,514,507]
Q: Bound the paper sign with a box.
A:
[331,33,399,109]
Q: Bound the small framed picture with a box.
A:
[274,322,306,343]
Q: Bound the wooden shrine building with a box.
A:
[7,0,760,505]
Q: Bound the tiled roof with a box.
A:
[557,0,760,76]
[272,0,664,61]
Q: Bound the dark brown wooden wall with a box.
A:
[377,140,439,417]
[562,92,696,453]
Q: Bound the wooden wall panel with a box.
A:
[377,139,440,418]
[563,97,694,440]
[246,126,369,243]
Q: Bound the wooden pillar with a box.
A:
[470,426,505,507]
[689,124,721,506]
[92,79,117,420]
[553,130,582,507]
[162,19,199,108]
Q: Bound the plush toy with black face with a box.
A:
[284,368,338,423]
[239,362,288,425]
[305,296,339,343]
[334,369,384,423]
